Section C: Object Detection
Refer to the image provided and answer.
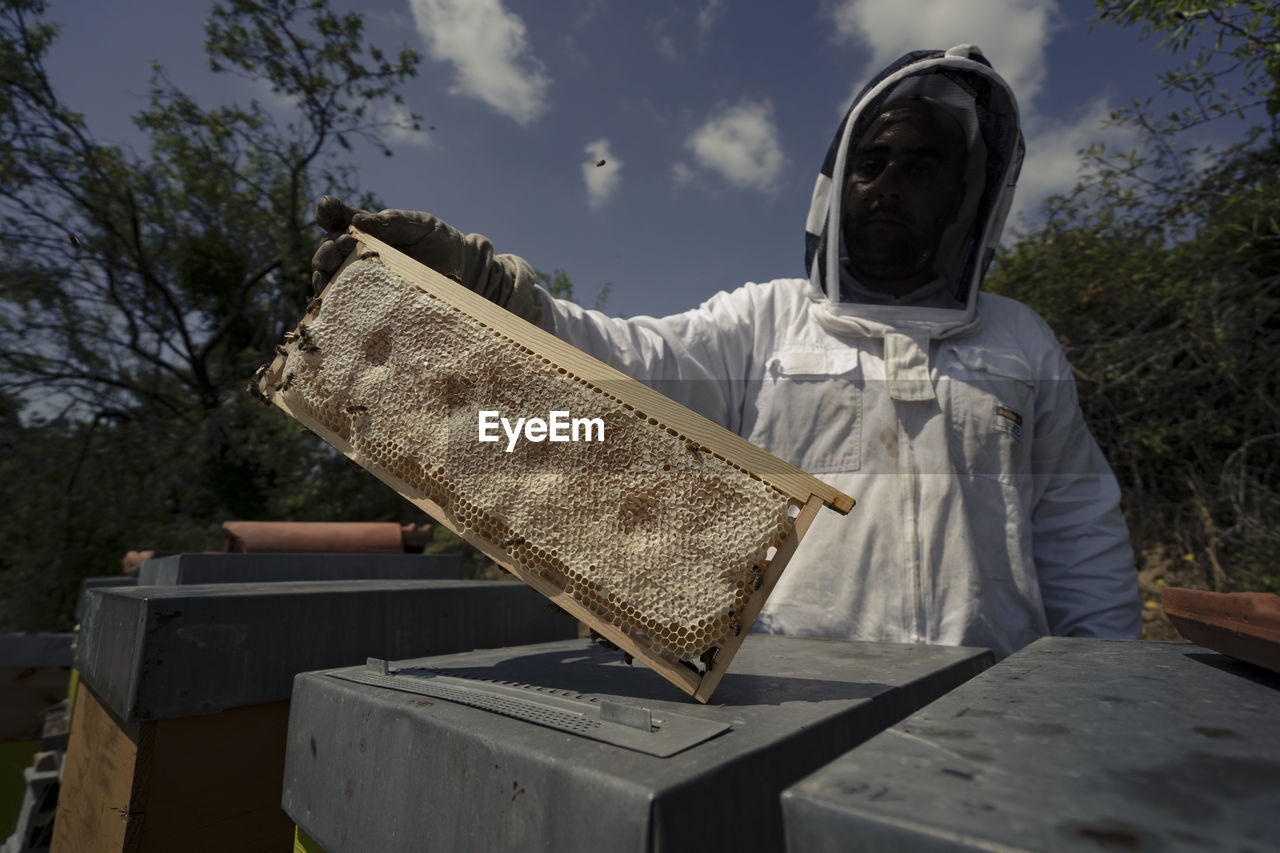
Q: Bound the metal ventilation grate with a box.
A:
[327,660,731,757]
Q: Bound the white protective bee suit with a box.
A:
[536,46,1140,657]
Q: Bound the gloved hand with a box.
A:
[311,196,544,325]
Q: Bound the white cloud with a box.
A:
[409,0,550,125]
[582,139,622,209]
[649,17,679,62]
[826,0,1061,109]
[382,103,434,148]
[653,1,725,61]
[698,0,725,37]
[570,0,607,30]
[685,100,787,193]
[1010,98,1137,226]
[670,161,697,187]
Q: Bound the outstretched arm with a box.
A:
[1031,340,1141,638]
[311,196,545,325]
[309,196,762,431]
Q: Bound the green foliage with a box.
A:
[534,267,612,310]
[0,392,425,630]
[1,0,422,419]
[534,267,574,300]
[987,1,1280,593]
[1093,1,1280,128]
[0,0,440,631]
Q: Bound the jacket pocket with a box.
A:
[749,349,862,474]
[947,346,1034,484]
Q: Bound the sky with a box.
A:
[39,0,1234,320]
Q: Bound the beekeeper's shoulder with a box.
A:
[972,291,1069,375]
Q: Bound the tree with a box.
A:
[1,0,420,422]
[987,1,1279,594]
[0,0,435,630]
[1094,1,1279,134]
[534,267,612,310]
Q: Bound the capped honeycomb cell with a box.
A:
[258,229,852,701]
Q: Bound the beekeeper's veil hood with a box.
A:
[804,45,1024,348]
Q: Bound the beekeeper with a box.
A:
[311,45,1140,657]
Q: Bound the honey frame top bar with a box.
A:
[345,228,853,515]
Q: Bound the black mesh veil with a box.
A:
[804,46,1025,316]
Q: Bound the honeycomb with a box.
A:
[267,253,818,678]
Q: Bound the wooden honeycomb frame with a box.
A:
[257,227,853,702]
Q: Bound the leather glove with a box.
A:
[311,196,544,326]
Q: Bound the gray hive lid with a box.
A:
[781,637,1280,851]
[75,579,576,721]
[136,552,462,585]
[282,636,993,853]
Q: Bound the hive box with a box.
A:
[53,580,576,853]
[282,636,993,853]
[74,577,136,623]
[136,552,462,586]
[781,637,1280,851]
[0,634,72,743]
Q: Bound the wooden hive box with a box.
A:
[255,229,853,702]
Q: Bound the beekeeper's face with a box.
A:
[842,101,967,295]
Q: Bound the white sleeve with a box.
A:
[533,284,764,433]
[1030,335,1141,638]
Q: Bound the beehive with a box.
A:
[257,229,853,701]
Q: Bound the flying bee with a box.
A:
[67,234,81,248]
[345,404,368,414]
[502,537,526,548]
[594,159,606,167]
